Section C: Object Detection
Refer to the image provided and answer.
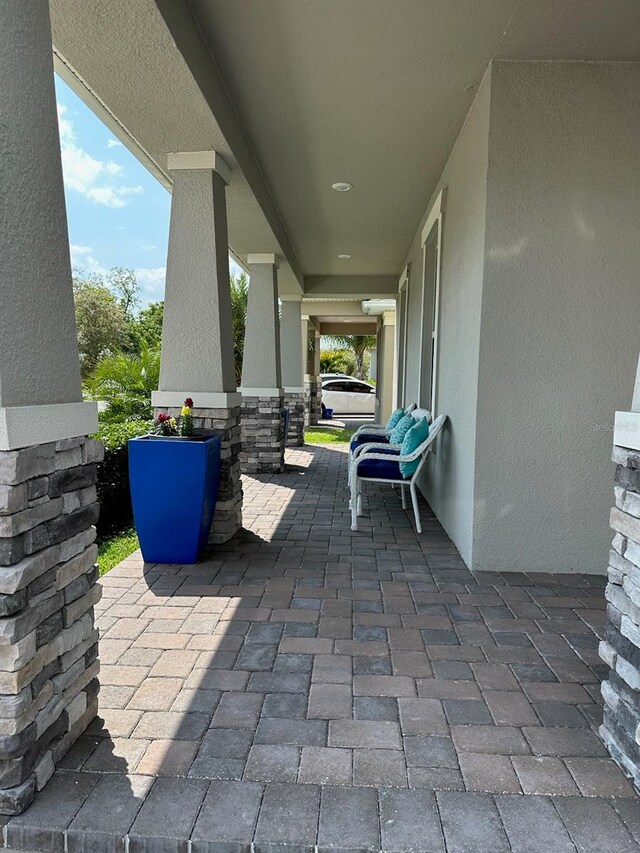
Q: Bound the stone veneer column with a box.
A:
[153,151,242,543]
[280,299,305,446]
[600,358,640,790]
[240,256,285,474]
[0,1,101,813]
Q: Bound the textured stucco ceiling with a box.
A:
[188,0,640,276]
[50,0,640,288]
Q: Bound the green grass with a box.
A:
[98,528,139,576]
[305,425,355,444]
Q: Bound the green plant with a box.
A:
[94,420,152,537]
[98,528,139,576]
[231,272,249,384]
[325,335,376,380]
[87,344,160,422]
[305,425,356,443]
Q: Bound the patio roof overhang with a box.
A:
[49,0,640,301]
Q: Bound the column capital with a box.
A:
[247,253,279,268]
[166,151,231,185]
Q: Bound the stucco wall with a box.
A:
[473,61,640,572]
[401,73,491,565]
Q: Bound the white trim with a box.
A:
[418,189,445,414]
[0,403,98,451]
[239,387,284,397]
[421,189,446,247]
[614,411,640,451]
[304,374,320,382]
[397,270,410,407]
[247,254,279,268]
[166,151,231,185]
[283,386,305,393]
[152,391,241,408]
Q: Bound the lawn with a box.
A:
[305,425,355,444]
[98,527,139,576]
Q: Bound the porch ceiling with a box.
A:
[50,0,640,290]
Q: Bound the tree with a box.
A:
[325,335,377,380]
[73,276,127,377]
[107,267,140,319]
[86,343,160,422]
[127,301,164,353]
[230,272,249,385]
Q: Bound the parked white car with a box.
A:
[321,378,376,414]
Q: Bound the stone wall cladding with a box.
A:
[600,444,640,790]
[304,378,321,427]
[283,392,305,447]
[240,396,285,475]
[0,437,102,814]
[155,406,243,544]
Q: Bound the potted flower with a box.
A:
[128,397,221,564]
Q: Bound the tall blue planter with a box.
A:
[128,435,221,564]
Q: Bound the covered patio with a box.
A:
[3,444,637,852]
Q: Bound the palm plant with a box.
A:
[230,272,249,385]
[87,343,160,422]
[325,335,377,380]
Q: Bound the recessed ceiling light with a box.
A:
[337,254,351,260]
[332,182,352,192]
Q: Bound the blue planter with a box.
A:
[128,435,221,564]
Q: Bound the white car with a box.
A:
[321,378,376,414]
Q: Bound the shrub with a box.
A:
[94,420,152,537]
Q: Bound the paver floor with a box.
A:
[3,443,639,852]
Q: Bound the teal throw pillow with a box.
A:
[400,417,430,478]
[390,414,414,446]
[385,408,405,430]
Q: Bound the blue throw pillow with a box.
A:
[385,408,405,430]
[390,414,414,446]
[400,417,430,478]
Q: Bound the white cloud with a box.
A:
[69,244,109,278]
[106,138,122,148]
[57,104,142,208]
[135,267,166,305]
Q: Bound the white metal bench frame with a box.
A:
[348,413,447,533]
[348,406,432,480]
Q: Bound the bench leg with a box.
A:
[410,483,422,533]
[400,483,407,509]
[351,478,359,531]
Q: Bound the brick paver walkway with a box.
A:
[3,444,639,852]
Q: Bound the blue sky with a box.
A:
[55,75,243,308]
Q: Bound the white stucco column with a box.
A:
[154,151,237,408]
[376,311,396,424]
[301,318,321,426]
[153,151,242,542]
[240,255,282,394]
[0,0,97,450]
[0,1,101,815]
[613,353,640,451]
[239,255,285,472]
[280,299,305,446]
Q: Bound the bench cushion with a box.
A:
[357,457,404,481]
[350,434,390,452]
[399,417,430,478]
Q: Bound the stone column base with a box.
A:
[240,396,285,474]
[0,437,102,814]
[283,391,305,447]
[600,445,640,790]
[304,377,321,427]
[155,406,243,544]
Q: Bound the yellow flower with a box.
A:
[168,417,177,427]
[181,406,192,417]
